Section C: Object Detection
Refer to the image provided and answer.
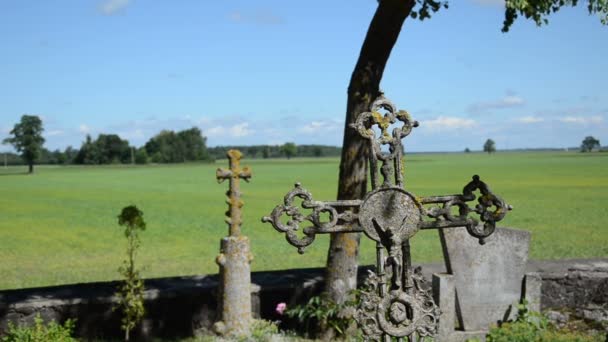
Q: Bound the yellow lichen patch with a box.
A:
[342,235,360,257]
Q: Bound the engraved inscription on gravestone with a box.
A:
[262,95,513,341]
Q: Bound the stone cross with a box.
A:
[216,149,252,237]
[262,96,512,341]
[214,149,254,336]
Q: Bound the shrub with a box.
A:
[115,205,147,341]
[285,291,361,339]
[480,301,606,342]
[2,314,77,342]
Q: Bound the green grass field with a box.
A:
[1,151,607,290]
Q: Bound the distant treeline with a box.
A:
[1,127,210,166]
[207,144,342,160]
[1,127,342,165]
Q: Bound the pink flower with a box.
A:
[275,302,287,315]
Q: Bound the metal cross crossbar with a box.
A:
[262,96,512,341]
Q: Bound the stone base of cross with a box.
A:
[213,149,254,337]
[262,96,512,341]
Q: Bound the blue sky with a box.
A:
[1,0,606,152]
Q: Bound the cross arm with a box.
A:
[261,182,363,254]
[418,175,512,244]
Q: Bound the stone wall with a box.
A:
[0,259,606,340]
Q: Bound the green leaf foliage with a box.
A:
[503,0,608,32]
[2,314,76,342]
[479,300,606,342]
[2,115,45,172]
[115,205,146,341]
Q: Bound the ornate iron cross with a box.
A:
[262,96,512,341]
[216,149,252,237]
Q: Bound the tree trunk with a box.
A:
[324,0,415,305]
[28,163,33,174]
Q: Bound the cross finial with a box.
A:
[216,149,252,236]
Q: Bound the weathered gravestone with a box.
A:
[262,95,513,341]
[213,149,255,336]
[433,227,542,342]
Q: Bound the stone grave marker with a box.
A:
[433,227,542,342]
[262,95,513,341]
[213,149,254,336]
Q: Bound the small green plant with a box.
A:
[479,300,606,342]
[285,291,361,339]
[2,314,77,342]
[115,205,146,341]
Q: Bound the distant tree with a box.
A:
[74,134,130,164]
[281,142,297,159]
[580,136,601,152]
[3,115,45,173]
[483,139,496,154]
[177,127,208,161]
[262,145,270,159]
[134,148,148,164]
[145,127,208,163]
[247,146,259,158]
[63,146,78,164]
[313,146,323,157]
[464,147,471,153]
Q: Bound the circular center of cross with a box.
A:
[389,302,410,324]
[359,188,422,244]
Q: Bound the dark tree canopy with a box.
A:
[75,134,131,164]
[502,0,608,32]
[483,139,497,154]
[144,127,209,163]
[3,115,45,173]
[281,142,298,159]
[580,135,601,152]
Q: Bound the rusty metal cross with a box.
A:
[262,96,512,341]
[216,149,252,237]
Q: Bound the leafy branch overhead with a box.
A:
[405,0,607,31]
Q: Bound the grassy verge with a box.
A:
[0,151,606,290]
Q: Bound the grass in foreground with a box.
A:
[0,151,607,290]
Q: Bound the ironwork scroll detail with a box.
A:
[351,95,418,189]
[420,175,513,244]
[261,182,362,254]
[357,267,439,340]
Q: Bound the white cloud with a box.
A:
[516,116,544,124]
[558,116,603,124]
[468,95,525,115]
[46,130,64,137]
[206,126,225,137]
[422,116,476,130]
[229,123,253,137]
[120,129,144,140]
[206,123,253,138]
[79,124,91,134]
[98,0,131,15]
[502,96,525,106]
[299,119,342,134]
[228,9,284,26]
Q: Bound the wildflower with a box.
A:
[275,302,287,315]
